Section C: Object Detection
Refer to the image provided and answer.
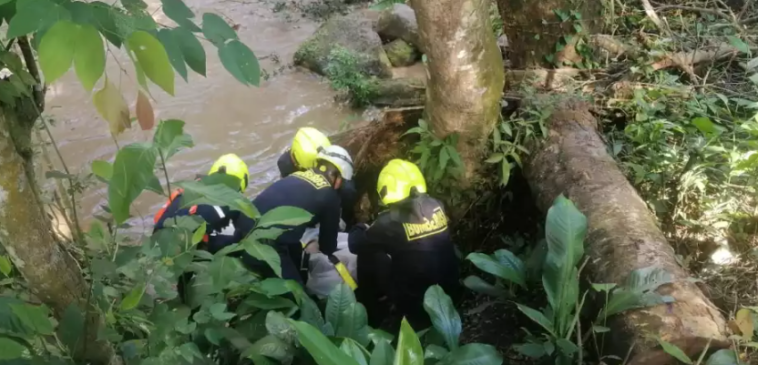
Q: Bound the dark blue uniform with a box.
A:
[234,169,342,284]
[278,150,357,226]
[348,194,460,330]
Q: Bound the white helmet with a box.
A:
[317,145,354,181]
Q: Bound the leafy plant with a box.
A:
[324,46,378,107]
[464,249,526,299]
[405,119,464,200]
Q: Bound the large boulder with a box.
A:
[376,4,421,52]
[367,77,426,107]
[384,39,419,67]
[295,13,393,78]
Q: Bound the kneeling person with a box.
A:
[348,159,460,330]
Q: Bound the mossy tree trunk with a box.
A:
[0,102,116,364]
[496,0,602,69]
[410,0,504,184]
[524,100,727,365]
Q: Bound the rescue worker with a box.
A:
[348,159,460,331]
[277,127,358,227]
[234,145,354,284]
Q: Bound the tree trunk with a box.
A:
[523,100,727,364]
[410,0,504,183]
[496,0,602,69]
[0,106,115,364]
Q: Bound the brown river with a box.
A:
[45,0,353,234]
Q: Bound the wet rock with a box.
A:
[295,13,393,78]
[376,4,421,51]
[368,77,426,107]
[383,39,419,67]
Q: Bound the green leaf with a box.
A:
[326,283,356,330]
[178,342,203,362]
[93,77,131,135]
[157,28,188,82]
[58,304,85,353]
[727,36,751,55]
[341,338,368,365]
[462,276,506,297]
[335,303,369,345]
[10,303,54,335]
[300,295,325,329]
[657,338,692,364]
[121,284,145,310]
[127,30,175,95]
[38,20,76,85]
[161,0,200,31]
[513,343,546,358]
[0,337,26,360]
[0,255,12,276]
[242,238,281,277]
[439,145,450,170]
[289,320,360,365]
[108,143,157,224]
[257,206,313,228]
[691,117,723,136]
[266,310,297,343]
[394,318,424,365]
[153,119,194,160]
[423,285,461,350]
[256,278,293,296]
[425,344,448,360]
[466,252,525,288]
[543,195,586,335]
[191,221,206,245]
[438,344,503,365]
[593,325,610,333]
[210,302,236,321]
[245,334,294,363]
[208,255,244,289]
[371,340,396,365]
[174,27,206,75]
[485,153,503,164]
[176,180,258,218]
[74,24,105,91]
[515,304,555,336]
[8,0,70,39]
[706,349,742,365]
[493,249,526,286]
[202,12,237,46]
[591,283,616,293]
[218,39,260,87]
[244,293,296,310]
[500,161,511,186]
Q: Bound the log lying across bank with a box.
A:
[523,100,727,364]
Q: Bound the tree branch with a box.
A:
[17,36,44,110]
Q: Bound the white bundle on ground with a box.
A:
[301,225,358,297]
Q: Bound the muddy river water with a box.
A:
[45,0,352,233]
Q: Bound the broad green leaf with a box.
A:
[161,0,200,31]
[266,310,297,343]
[178,342,203,362]
[485,153,503,164]
[340,338,368,365]
[513,343,545,358]
[425,344,448,360]
[257,278,292,296]
[335,303,369,345]
[257,206,313,228]
[74,24,105,91]
[591,283,616,293]
[515,304,555,336]
[326,283,356,330]
[58,304,85,353]
[219,39,260,86]
[190,221,207,246]
[90,2,122,47]
[500,160,511,186]
[462,276,506,297]
[136,91,155,130]
[157,28,188,82]
[210,302,236,321]
[438,344,503,365]
[176,180,258,218]
[0,337,25,360]
[202,12,237,45]
[727,36,750,55]
[706,349,742,365]
[93,77,130,135]
[38,20,77,85]
[423,285,461,350]
[152,119,194,160]
[300,295,325,329]
[0,255,11,276]
[593,325,610,333]
[657,338,692,364]
[10,303,54,335]
[91,160,113,181]
[289,320,360,365]
[394,318,423,365]
[371,340,395,365]
[369,329,395,345]
[439,144,450,170]
[493,249,526,287]
[244,334,293,363]
[174,27,206,75]
[208,255,244,290]
[543,195,586,335]
[121,284,145,310]
[242,238,281,277]
[127,30,175,95]
[8,0,70,38]
[108,143,157,224]
[691,117,723,136]
[466,253,525,288]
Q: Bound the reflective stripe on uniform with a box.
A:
[153,188,185,224]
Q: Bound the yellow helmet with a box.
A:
[377,159,427,205]
[208,154,249,192]
[291,127,331,169]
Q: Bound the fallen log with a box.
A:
[523,99,728,364]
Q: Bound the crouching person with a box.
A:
[348,159,460,331]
